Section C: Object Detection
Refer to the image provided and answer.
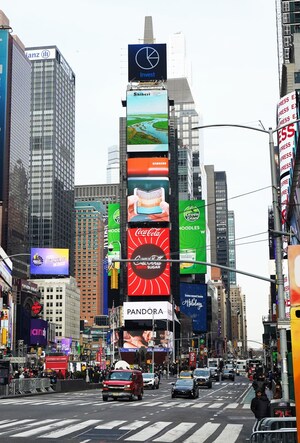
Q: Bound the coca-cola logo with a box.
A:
[132,244,166,279]
[135,228,160,237]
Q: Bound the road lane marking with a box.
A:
[11,419,74,437]
[125,421,172,441]
[40,420,102,439]
[212,424,243,442]
[120,421,150,430]
[183,422,220,443]
[225,403,239,408]
[95,420,127,429]
[153,422,196,442]
[208,403,223,408]
[191,402,209,408]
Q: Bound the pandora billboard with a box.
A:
[127,227,170,296]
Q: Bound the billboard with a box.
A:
[0,30,9,201]
[126,90,168,152]
[127,157,169,177]
[30,318,47,346]
[277,92,299,227]
[30,248,69,276]
[127,227,170,296]
[122,329,173,350]
[179,200,206,274]
[180,283,207,332]
[123,301,173,321]
[128,44,167,82]
[107,203,120,270]
[128,177,169,223]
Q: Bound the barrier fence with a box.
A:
[0,378,54,397]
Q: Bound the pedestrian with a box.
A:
[251,387,270,434]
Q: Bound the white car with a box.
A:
[142,372,159,389]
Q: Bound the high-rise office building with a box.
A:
[26,46,75,273]
[106,145,120,184]
[74,201,105,325]
[228,210,237,285]
[75,183,120,213]
[0,12,31,278]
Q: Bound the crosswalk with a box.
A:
[0,418,246,441]
[0,397,250,409]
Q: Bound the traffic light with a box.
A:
[111,267,118,289]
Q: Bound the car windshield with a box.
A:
[176,379,194,386]
[108,371,132,381]
[142,373,154,379]
[180,372,192,377]
[194,370,209,376]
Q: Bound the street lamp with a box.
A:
[192,122,294,402]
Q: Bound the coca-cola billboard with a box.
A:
[127,228,170,296]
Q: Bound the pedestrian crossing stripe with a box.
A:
[0,418,245,441]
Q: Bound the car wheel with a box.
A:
[208,383,212,389]
[103,397,108,402]
[171,394,175,398]
[137,393,143,400]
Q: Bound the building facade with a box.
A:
[26,46,75,274]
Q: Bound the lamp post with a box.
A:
[191,122,293,401]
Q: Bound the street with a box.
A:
[0,375,255,442]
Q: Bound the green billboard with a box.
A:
[108,203,120,272]
[179,200,206,274]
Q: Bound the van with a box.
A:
[102,369,143,401]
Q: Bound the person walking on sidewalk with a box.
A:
[251,387,271,434]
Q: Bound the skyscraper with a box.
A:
[228,210,237,286]
[106,145,120,184]
[26,46,75,274]
[0,11,31,278]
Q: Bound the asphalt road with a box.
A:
[0,375,255,442]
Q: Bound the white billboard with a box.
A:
[123,301,173,321]
[25,48,56,61]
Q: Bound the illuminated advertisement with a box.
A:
[108,203,120,271]
[180,283,207,332]
[127,157,169,177]
[61,337,72,355]
[288,245,300,306]
[127,227,170,296]
[30,318,47,346]
[121,330,173,350]
[126,89,169,152]
[277,92,299,227]
[0,30,9,201]
[30,248,69,276]
[128,44,167,82]
[179,200,206,274]
[128,177,169,223]
[123,301,173,321]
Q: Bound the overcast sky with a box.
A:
[1,0,280,348]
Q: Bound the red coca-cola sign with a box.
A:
[127,228,170,296]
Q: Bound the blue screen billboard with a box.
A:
[180,283,207,332]
[30,248,69,276]
[128,44,167,82]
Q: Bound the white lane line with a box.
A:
[175,402,197,408]
[153,422,196,442]
[191,402,209,408]
[225,403,239,409]
[120,421,149,430]
[183,422,220,443]
[125,422,172,441]
[11,419,73,437]
[40,419,102,439]
[243,404,250,409]
[213,424,243,442]
[0,419,35,433]
[95,420,127,429]
[208,403,223,408]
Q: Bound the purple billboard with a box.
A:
[30,248,69,276]
[30,318,47,346]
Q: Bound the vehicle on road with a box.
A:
[193,368,212,388]
[142,372,159,389]
[171,378,199,399]
[208,366,219,381]
[221,368,235,381]
[102,369,143,401]
[179,370,193,379]
[235,359,247,376]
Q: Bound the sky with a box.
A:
[1,0,280,348]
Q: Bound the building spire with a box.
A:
[143,16,154,44]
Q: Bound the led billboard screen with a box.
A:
[122,329,173,350]
[128,177,169,223]
[127,90,169,152]
[179,200,206,274]
[127,227,170,296]
[127,157,169,177]
[180,283,207,332]
[128,44,167,82]
[30,248,69,276]
[108,203,121,271]
[30,318,47,346]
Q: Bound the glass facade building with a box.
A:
[26,46,75,274]
[0,25,31,278]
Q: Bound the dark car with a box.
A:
[208,367,219,381]
[193,368,212,388]
[221,368,235,381]
[171,378,199,399]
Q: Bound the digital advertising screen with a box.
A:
[179,200,206,274]
[127,227,170,296]
[108,203,121,271]
[30,318,48,346]
[127,157,169,177]
[30,248,69,276]
[128,177,169,223]
[180,283,207,332]
[122,329,173,350]
[128,44,167,82]
[126,89,169,153]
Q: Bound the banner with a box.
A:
[180,283,207,332]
